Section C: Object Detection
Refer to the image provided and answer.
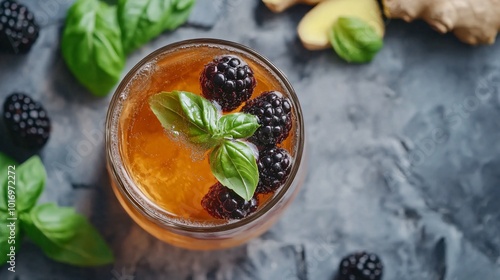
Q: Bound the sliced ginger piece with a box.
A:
[298,0,385,50]
[263,0,327,13]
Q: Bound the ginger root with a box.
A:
[298,0,385,50]
[383,0,500,45]
[262,0,326,13]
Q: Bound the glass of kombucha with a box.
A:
[105,39,306,250]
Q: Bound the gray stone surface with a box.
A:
[2,0,500,279]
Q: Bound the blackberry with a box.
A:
[201,182,258,220]
[0,0,39,54]
[2,93,50,149]
[338,252,383,280]
[200,55,256,111]
[242,91,292,147]
[256,147,292,194]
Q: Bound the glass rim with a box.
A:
[105,38,305,233]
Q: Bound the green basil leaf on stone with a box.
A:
[21,203,114,267]
[15,156,46,213]
[163,0,196,31]
[209,140,259,201]
[62,0,125,96]
[330,16,383,63]
[0,152,17,211]
[117,0,174,54]
[218,113,260,139]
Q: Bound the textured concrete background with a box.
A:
[1,0,500,279]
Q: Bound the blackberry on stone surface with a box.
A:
[256,147,292,194]
[337,252,383,280]
[0,0,40,54]
[2,93,51,149]
[201,182,259,220]
[242,91,292,147]
[200,55,256,112]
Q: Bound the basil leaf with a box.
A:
[149,91,221,148]
[0,212,21,265]
[15,156,46,213]
[62,0,125,96]
[118,0,174,54]
[209,140,259,201]
[218,113,260,139]
[330,17,383,63]
[0,152,17,211]
[163,0,196,31]
[117,0,196,53]
[21,203,114,267]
